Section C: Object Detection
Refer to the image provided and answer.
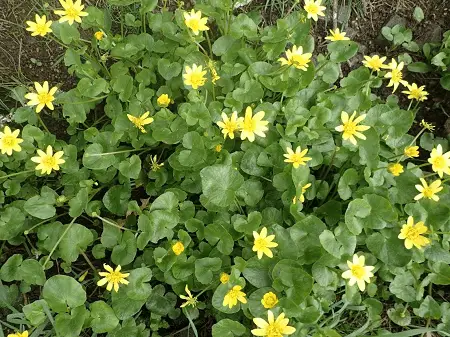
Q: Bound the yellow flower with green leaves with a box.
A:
[172,241,185,255]
[303,0,326,21]
[223,285,247,308]
[183,9,209,35]
[31,145,65,175]
[415,178,443,201]
[7,331,28,337]
[25,81,58,113]
[54,0,88,25]
[283,146,312,168]
[362,55,388,72]
[428,144,450,177]
[404,146,419,158]
[252,227,278,259]
[251,310,296,337]
[217,111,240,139]
[180,285,197,308]
[293,183,312,204]
[94,31,105,40]
[238,107,269,142]
[0,126,23,156]
[341,254,375,291]
[388,163,404,176]
[26,14,53,37]
[150,155,164,171]
[157,94,172,107]
[420,119,435,131]
[183,64,207,89]
[335,111,370,145]
[220,272,230,284]
[278,45,312,71]
[402,83,429,102]
[325,28,350,41]
[384,59,408,93]
[398,216,430,249]
[97,264,130,292]
[127,112,154,133]
[261,292,278,309]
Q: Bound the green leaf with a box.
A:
[111,231,137,266]
[69,187,89,218]
[43,275,87,313]
[60,223,94,263]
[272,260,313,305]
[136,211,179,248]
[158,58,182,80]
[389,272,417,302]
[90,301,120,333]
[111,286,147,319]
[140,0,158,13]
[0,207,25,240]
[413,7,424,22]
[111,74,134,102]
[200,164,244,208]
[338,168,359,200]
[103,185,131,216]
[23,299,48,326]
[233,211,262,234]
[232,80,264,103]
[52,22,80,44]
[82,143,118,170]
[367,232,411,267]
[195,257,222,284]
[230,14,258,39]
[19,259,46,285]
[55,305,88,337]
[205,223,234,255]
[77,78,109,98]
[212,319,247,337]
[24,195,56,220]
[319,230,341,259]
[345,199,371,235]
[388,304,411,326]
[0,254,22,282]
[125,267,152,301]
[119,155,142,179]
[413,296,441,319]
[441,74,450,91]
[328,41,359,62]
[149,191,178,212]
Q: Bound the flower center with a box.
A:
[290,154,304,164]
[432,156,445,169]
[265,296,277,307]
[351,265,365,279]
[305,4,319,14]
[290,55,309,67]
[66,7,79,18]
[391,69,402,82]
[254,238,268,251]
[187,18,200,31]
[227,289,241,301]
[36,23,48,34]
[1,136,15,147]
[190,73,205,87]
[422,187,435,198]
[42,156,56,168]
[38,92,53,104]
[266,323,283,337]
[405,227,420,240]
[343,121,357,134]
[106,271,123,283]
[225,121,237,133]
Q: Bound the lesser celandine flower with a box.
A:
[183,64,207,89]
[398,216,430,249]
[26,14,53,37]
[0,126,23,156]
[261,292,278,309]
[208,59,221,84]
[180,285,197,308]
[284,146,312,168]
[54,0,88,25]
[293,183,312,204]
[238,107,269,142]
[388,163,404,177]
[215,144,223,152]
[7,331,28,337]
[303,0,326,21]
[94,31,105,40]
[428,144,450,177]
[384,59,408,93]
[278,45,312,71]
[25,81,58,113]
[415,178,443,201]
[252,227,278,259]
[172,241,185,255]
[362,55,388,72]
[220,272,230,284]
[97,264,130,292]
[127,112,154,133]
[341,254,375,291]
[404,146,419,158]
[335,111,370,145]
[31,145,65,175]
[402,83,429,102]
[183,9,209,35]
[421,119,435,131]
[157,94,172,107]
[325,28,350,41]
[150,155,164,171]
[217,111,239,139]
[251,310,296,337]
[223,285,247,308]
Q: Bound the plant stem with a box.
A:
[43,217,77,268]
[95,214,137,232]
[79,250,98,275]
[85,147,152,157]
[0,169,34,180]
[37,114,50,133]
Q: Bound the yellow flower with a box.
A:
[183,9,209,35]
[7,331,28,337]
[293,183,312,204]
[127,112,154,133]
[215,144,223,153]
[54,0,89,25]
[183,64,207,89]
[220,272,230,284]
[180,285,197,308]
[384,59,408,93]
[283,146,312,168]
[150,155,164,171]
[217,111,240,139]
[157,94,172,108]
[341,254,375,291]
[0,126,23,156]
[97,264,130,292]
[335,111,370,145]
[172,241,185,255]
[238,107,269,142]
[25,81,58,113]
[362,55,388,72]
[31,145,65,175]
[26,14,53,37]
[420,119,435,131]
[278,45,312,71]
[402,83,429,102]
[303,0,326,21]
[223,285,247,308]
[325,28,350,41]
[251,310,296,337]
[261,292,278,309]
[428,144,450,178]
[388,163,404,177]
[94,31,105,40]
[415,178,443,201]
[398,216,430,249]
[252,227,278,259]
[404,146,419,158]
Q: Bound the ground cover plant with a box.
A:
[1,0,450,336]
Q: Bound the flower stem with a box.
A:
[79,249,98,275]
[37,114,50,133]
[0,169,34,180]
[85,147,151,157]
[43,217,77,269]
